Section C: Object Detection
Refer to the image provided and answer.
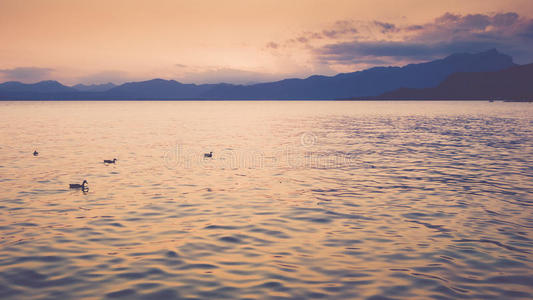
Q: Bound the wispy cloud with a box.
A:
[0,67,54,82]
[266,19,360,50]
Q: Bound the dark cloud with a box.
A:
[406,25,424,31]
[519,21,533,38]
[373,21,398,33]
[314,12,533,66]
[0,67,54,82]
[317,40,509,64]
[436,13,491,30]
[493,12,519,27]
[317,42,434,62]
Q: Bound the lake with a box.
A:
[0,101,532,299]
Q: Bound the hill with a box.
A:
[379,63,533,100]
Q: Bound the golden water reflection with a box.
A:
[0,101,532,299]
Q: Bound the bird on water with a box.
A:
[204,152,213,158]
[33,150,39,156]
[104,158,117,164]
[69,180,88,189]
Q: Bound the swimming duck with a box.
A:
[104,158,117,164]
[204,152,213,158]
[70,180,88,189]
[33,150,39,156]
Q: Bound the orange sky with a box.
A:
[1,0,533,85]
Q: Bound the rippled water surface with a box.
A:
[0,101,532,299]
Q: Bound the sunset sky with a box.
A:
[1,0,533,85]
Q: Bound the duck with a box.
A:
[70,180,88,189]
[33,150,39,156]
[204,152,213,158]
[103,158,117,164]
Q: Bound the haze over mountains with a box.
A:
[0,49,528,100]
[72,83,116,92]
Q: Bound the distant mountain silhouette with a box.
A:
[0,80,76,93]
[72,82,116,92]
[0,80,78,100]
[103,79,217,99]
[378,63,533,100]
[202,49,516,99]
[0,49,518,100]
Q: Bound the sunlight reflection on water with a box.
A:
[0,101,532,299]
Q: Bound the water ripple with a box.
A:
[0,101,532,299]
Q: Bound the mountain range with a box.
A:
[0,49,528,100]
[378,63,533,100]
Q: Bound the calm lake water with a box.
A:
[0,101,532,299]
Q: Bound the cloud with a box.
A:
[268,19,359,49]
[412,12,526,43]
[271,12,533,68]
[520,22,533,38]
[316,40,513,65]
[0,67,54,82]
[320,20,359,38]
[373,21,398,33]
[265,42,279,49]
